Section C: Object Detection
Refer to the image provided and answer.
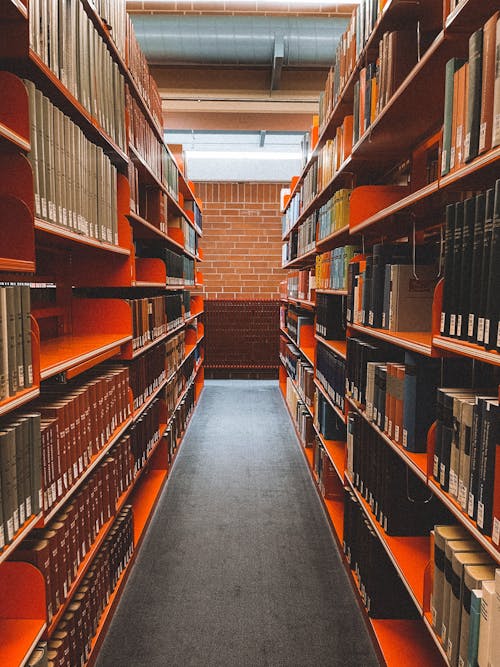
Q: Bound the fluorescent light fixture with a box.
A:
[185,150,302,159]
[139,1,360,4]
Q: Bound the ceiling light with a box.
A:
[185,150,302,160]
[137,1,360,4]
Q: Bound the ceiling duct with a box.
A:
[130,14,348,67]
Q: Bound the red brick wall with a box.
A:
[194,182,286,299]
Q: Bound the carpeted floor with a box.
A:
[95,380,380,667]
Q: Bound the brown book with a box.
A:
[450,67,460,170]
[359,67,366,136]
[49,631,70,667]
[385,363,395,438]
[342,115,354,160]
[455,63,468,169]
[479,13,499,154]
[390,30,418,99]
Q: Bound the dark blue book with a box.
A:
[402,353,441,453]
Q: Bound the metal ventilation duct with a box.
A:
[130,14,348,67]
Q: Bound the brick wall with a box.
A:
[194,182,286,299]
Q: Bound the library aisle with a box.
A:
[95,380,379,667]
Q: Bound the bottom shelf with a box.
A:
[371,619,445,667]
[0,619,46,667]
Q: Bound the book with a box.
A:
[468,192,486,342]
[402,353,440,453]
[465,589,483,667]
[387,264,438,332]
[442,58,467,175]
[476,188,495,346]
[484,179,500,350]
[479,13,499,154]
[492,16,500,147]
[477,579,497,667]
[464,28,484,163]
[476,400,500,536]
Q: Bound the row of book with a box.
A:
[129,296,168,352]
[316,293,346,341]
[279,338,300,385]
[0,284,33,401]
[282,191,301,238]
[316,344,345,413]
[434,388,500,544]
[162,148,180,202]
[165,331,186,379]
[165,383,196,465]
[28,0,126,151]
[95,0,127,60]
[431,524,499,667]
[312,438,340,501]
[347,410,449,535]
[296,213,316,258]
[346,243,438,332]
[285,307,313,347]
[314,391,346,442]
[343,487,418,618]
[126,15,162,130]
[315,246,359,292]
[120,346,166,413]
[128,396,161,476]
[165,355,197,421]
[280,271,315,304]
[0,412,41,549]
[317,189,351,242]
[440,183,500,352]
[285,376,314,448]
[26,81,118,245]
[317,116,354,190]
[127,86,162,181]
[12,437,135,623]
[186,198,203,232]
[36,366,131,513]
[318,0,388,131]
[29,507,134,667]
[169,216,197,256]
[441,13,500,176]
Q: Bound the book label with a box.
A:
[18,365,24,387]
[468,492,474,517]
[28,365,33,386]
[13,508,19,533]
[479,123,486,152]
[402,430,408,448]
[477,318,484,342]
[441,150,447,174]
[57,478,63,497]
[492,518,500,545]
[73,462,78,478]
[457,315,462,337]
[468,314,474,337]
[450,146,455,170]
[458,482,467,509]
[440,462,446,486]
[447,638,453,659]
[449,470,458,497]
[484,320,490,345]
[6,517,13,542]
[450,314,456,336]
[0,526,4,549]
[26,496,31,517]
[19,503,25,526]
[477,501,484,528]
[497,323,500,348]
[431,605,436,627]
[394,425,400,442]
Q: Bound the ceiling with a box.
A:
[126,1,354,131]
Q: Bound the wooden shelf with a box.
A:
[35,219,130,256]
[315,336,347,359]
[346,475,429,612]
[432,335,500,366]
[40,334,131,381]
[287,297,316,311]
[445,0,500,32]
[349,322,434,357]
[314,378,346,424]
[132,375,168,422]
[0,119,29,152]
[131,333,168,359]
[299,345,315,366]
[0,0,28,20]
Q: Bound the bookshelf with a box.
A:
[0,3,204,666]
[280,1,500,665]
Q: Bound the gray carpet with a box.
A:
[95,380,380,667]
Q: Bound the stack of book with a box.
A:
[0,284,33,401]
[317,189,352,242]
[316,344,345,412]
[316,293,346,340]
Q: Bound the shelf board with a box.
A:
[0,119,29,152]
[346,397,429,483]
[316,224,351,251]
[287,297,316,311]
[0,257,35,273]
[282,246,317,270]
[427,479,500,562]
[0,385,39,419]
[323,495,345,543]
[422,613,450,665]
[0,0,28,19]
[35,219,130,256]
[316,288,348,296]
[349,322,434,357]
[0,618,46,667]
[40,334,131,381]
[41,417,133,525]
[371,619,446,667]
[432,335,500,366]
[128,212,198,258]
[445,0,500,32]
[346,475,429,612]
[315,336,347,359]
[314,378,346,424]
[0,512,43,565]
[299,344,315,366]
